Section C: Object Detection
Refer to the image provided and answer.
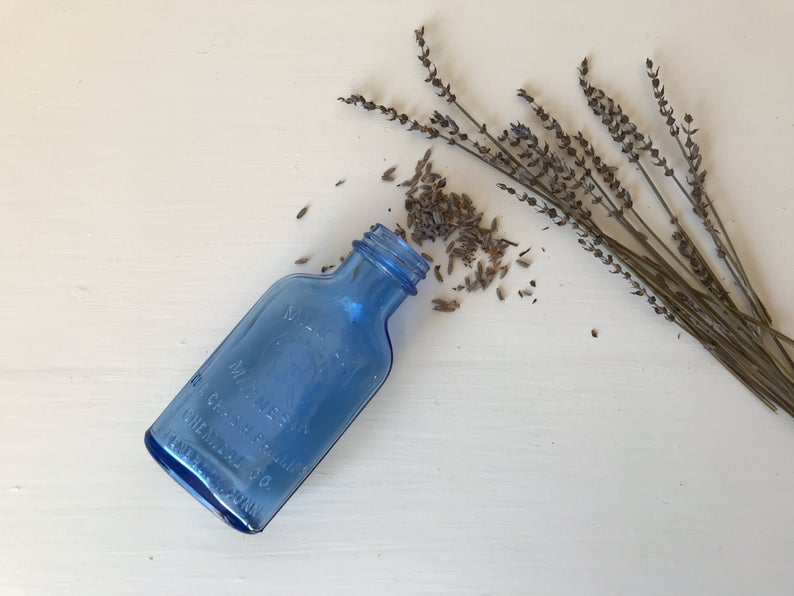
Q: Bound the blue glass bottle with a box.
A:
[145,224,428,533]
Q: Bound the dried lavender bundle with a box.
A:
[341,26,794,415]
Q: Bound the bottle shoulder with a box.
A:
[254,273,392,347]
[224,274,394,384]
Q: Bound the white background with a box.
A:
[2,1,794,594]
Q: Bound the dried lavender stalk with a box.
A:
[645,60,793,370]
[582,58,794,375]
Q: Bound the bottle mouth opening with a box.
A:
[352,224,429,295]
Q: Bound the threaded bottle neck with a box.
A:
[351,224,428,295]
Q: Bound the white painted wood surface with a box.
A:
[2,1,794,594]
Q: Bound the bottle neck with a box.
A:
[334,253,408,318]
[334,224,429,319]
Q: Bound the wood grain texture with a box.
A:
[2,1,794,594]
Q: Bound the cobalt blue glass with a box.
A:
[145,224,428,533]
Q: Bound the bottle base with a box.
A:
[144,429,260,534]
